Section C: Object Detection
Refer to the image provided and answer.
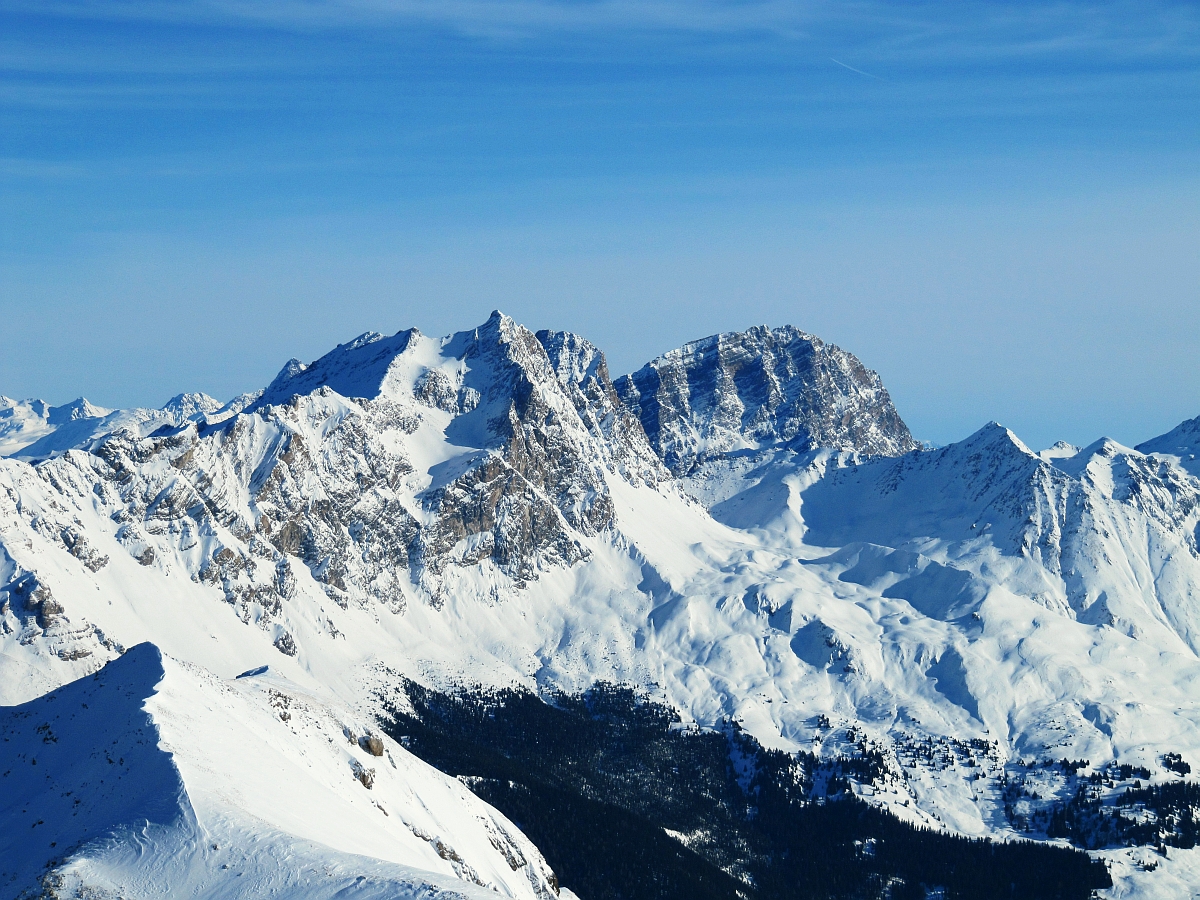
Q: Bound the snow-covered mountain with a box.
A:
[0,397,111,458]
[614,324,917,475]
[1138,414,1200,479]
[4,311,1200,898]
[1,643,560,900]
[0,392,224,459]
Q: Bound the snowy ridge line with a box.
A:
[1,643,561,900]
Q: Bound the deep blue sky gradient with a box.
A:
[2,1,1198,449]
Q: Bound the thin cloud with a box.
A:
[2,0,1190,68]
[3,0,817,38]
[829,57,883,80]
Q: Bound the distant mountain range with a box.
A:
[4,312,1200,899]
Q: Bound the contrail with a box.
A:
[829,58,883,80]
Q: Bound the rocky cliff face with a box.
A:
[534,329,667,488]
[410,313,654,599]
[614,325,918,475]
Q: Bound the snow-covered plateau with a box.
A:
[3,311,1200,898]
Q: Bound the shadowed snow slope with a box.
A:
[1139,414,1200,478]
[0,643,183,898]
[1,643,558,900]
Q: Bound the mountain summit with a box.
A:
[615,325,917,474]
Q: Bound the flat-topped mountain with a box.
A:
[614,325,918,474]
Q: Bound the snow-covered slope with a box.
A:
[5,311,1200,897]
[1,643,559,900]
[1138,415,1200,479]
[798,424,1200,653]
[0,397,112,458]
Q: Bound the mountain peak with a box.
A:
[1081,436,1130,457]
[161,392,222,423]
[615,324,918,474]
[1136,413,1200,478]
[1039,440,1081,463]
[47,397,110,425]
[964,421,1031,450]
[536,329,608,388]
[254,329,420,409]
[339,331,388,351]
[446,310,516,349]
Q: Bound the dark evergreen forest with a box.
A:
[380,682,1110,900]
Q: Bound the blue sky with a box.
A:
[2,0,1198,449]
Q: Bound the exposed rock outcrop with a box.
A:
[615,325,918,474]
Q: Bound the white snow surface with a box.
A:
[1138,414,1200,479]
[5,312,1200,897]
[0,643,558,900]
[1039,440,1081,462]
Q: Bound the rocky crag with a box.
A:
[614,325,917,475]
